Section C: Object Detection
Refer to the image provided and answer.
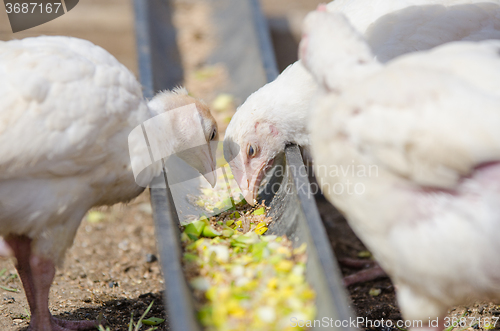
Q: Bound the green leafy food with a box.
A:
[184,220,207,238]
[142,317,165,326]
[202,226,222,238]
[252,207,266,216]
[182,204,315,331]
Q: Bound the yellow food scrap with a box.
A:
[86,211,105,224]
[275,260,294,272]
[255,221,267,229]
[212,93,234,112]
[182,225,315,331]
[357,250,372,258]
[369,288,381,296]
[255,226,268,235]
[252,207,266,215]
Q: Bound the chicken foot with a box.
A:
[338,258,388,287]
[6,235,102,331]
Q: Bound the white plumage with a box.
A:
[224,0,500,204]
[1,36,147,261]
[0,36,217,330]
[302,9,500,325]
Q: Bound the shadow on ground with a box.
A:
[16,292,169,331]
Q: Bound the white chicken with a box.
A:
[223,0,500,204]
[0,36,218,331]
[302,10,500,327]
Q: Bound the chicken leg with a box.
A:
[339,258,388,287]
[6,235,101,331]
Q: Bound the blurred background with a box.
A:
[0,0,324,77]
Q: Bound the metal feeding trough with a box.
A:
[133,0,355,329]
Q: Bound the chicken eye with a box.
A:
[209,128,217,141]
[247,145,258,158]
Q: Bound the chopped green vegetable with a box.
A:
[199,216,210,224]
[187,233,199,241]
[184,220,206,238]
[182,219,315,331]
[252,207,265,215]
[180,232,191,243]
[183,253,199,262]
[183,191,316,331]
[202,225,222,238]
[222,227,235,238]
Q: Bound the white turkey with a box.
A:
[0,36,218,331]
[223,0,500,204]
[302,9,500,328]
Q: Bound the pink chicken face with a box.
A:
[224,121,281,205]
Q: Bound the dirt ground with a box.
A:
[1,1,500,331]
[0,195,169,331]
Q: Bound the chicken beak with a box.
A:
[231,166,257,206]
[200,143,217,188]
[244,162,268,206]
[181,141,217,188]
[229,156,268,206]
[202,166,217,188]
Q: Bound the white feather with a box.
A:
[225,0,500,168]
[0,36,212,265]
[308,12,500,320]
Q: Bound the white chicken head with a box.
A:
[146,88,219,187]
[223,69,312,205]
[224,114,283,205]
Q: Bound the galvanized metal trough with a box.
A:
[133,0,355,330]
